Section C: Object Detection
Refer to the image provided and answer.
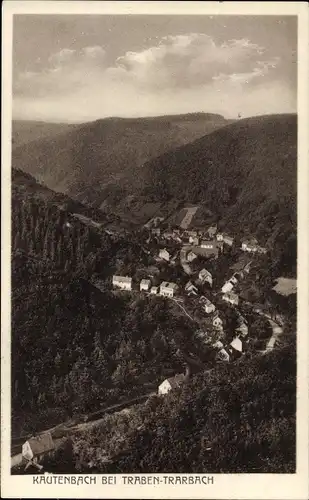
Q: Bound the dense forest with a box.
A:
[11,170,195,435]
[41,342,296,474]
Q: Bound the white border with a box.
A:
[1,2,309,499]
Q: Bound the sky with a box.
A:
[12,15,297,123]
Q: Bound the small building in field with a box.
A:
[199,268,213,287]
[221,281,234,293]
[222,291,239,306]
[22,433,55,464]
[159,248,171,262]
[140,279,151,292]
[187,250,197,262]
[216,348,230,362]
[159,281,178,298]
[112,275,132,291]
[158,373,185,395]
[150,286,159,295]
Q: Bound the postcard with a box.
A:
[1,1,308,499]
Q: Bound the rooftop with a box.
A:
[160,281,178,289]
[25,432,55,456]
[113,275,132,283]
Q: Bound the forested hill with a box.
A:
[143,113,297,244]
[12,113,231,207]
[11,170,195,435]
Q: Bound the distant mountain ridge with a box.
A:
[12,113,232,206]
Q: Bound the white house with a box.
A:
[201,240,215,249]
[221,281,234,293]
[159,248,171,262]
[189,236,199,246]
[112,275,132,291]
[229,337,243,353]
[22,433,55,464]
[140,279,151,292]
[216,233,224,241]
[222,291,239,306]
[159,281,178,298]
[199,268,213,287]
[213,315,223,329]
[230,275,238,285]
[202,299,216,314]
[187,250,197,262]
[150,286,159,295]
[223,234,234,246]
[158,373,185,395]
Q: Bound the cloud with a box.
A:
[13,34,295,122]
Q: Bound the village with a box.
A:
[106,218,279,396]
[13,216,286,473]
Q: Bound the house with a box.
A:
[187,250,197,262]
[198,268,213,287]
[112,275,132,291]
[222,291,239,306]
[187,230,198,237]
[22,433,55,464]
[216,348,230,362]
[151,228,161,236]
[241,238,258,252]
[207,225,217,238]
[140,279,151,292]
[230,275,238,285]
[202,298,216,314]
[221,281,234,293]
[216,233,224,241]
[223,234,234,246]
[200,240,219,258]
[201,240,215,249]
[185,281,198,295]
[158,373,185,395]
[228,338,243,359]
[159,248,171,262]
[189,235,199,246]
[213,315,223,329]
[159,281,178,298]
[256,246,267,254]
[150,286,159,295]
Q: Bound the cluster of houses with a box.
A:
[150,221,267,256]
[112,275,179,298]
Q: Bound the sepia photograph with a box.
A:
[1,1,308,499]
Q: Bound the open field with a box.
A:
[272,277,297,296]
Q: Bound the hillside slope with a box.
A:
[143,113,297,246]
[12,113,231,207]
[12,121,77,149]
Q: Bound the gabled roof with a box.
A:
[26,433,55,456]
[113,275,132,283]
[140,279,151,285]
